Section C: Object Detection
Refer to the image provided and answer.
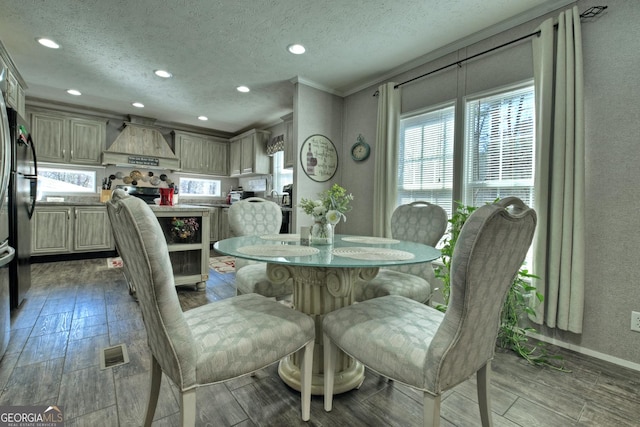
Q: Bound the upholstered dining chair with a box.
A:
[228,197,293,299]
[354,201,447,303]
[323,197,536,427]
[106,189,315,425]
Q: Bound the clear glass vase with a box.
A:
[311,221,333,245]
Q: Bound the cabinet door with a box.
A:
[31,113,66,162]
[205,140,228,176]
[229,141,242,176]
[178,134,205,173]
[218,208,230,240]
[73,206,114,252]
[284,120,295,169]
[240,136,254,174]
[209,207,219,242]
[69,118,105,165]
[31,207,72,254]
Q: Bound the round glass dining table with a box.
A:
[214,234,441,395]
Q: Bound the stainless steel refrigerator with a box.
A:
[0,82,16,357]
[6,105,37,309]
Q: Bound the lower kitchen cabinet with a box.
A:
[218,208,230,240]
[209,207,219,242]
[32,205,115,255]
[32,206,73,254]
[74,206,114,252]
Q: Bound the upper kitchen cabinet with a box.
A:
[281,113,295,169]
[229,129,270,177]
[29,108,106,165]
[0,43,27,118]
[173,130,228,175]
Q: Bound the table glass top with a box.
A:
[214,234,441,268]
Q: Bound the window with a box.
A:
[179,176,221,197]
[463,83,535,208]
[37,166,96,198]
[398,103,455,216]
[272,151,293,194]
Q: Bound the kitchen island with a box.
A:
[147,204,210,290]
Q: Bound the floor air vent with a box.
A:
[100,344,130,369]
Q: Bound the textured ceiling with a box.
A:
[0,0,569,134]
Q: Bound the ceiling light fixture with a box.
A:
[287,44,306,54]
[132,102,144,108]
[37,38,60,49]
[197,116,208,121]
[236,86,250,93]
[154,69,173,78]
[66,89,81,96]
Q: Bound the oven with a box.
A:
[116,185,160,204]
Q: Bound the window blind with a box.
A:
[398,105,455,216]
[464,85,535,208]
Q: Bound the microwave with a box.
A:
[229,191,242,204]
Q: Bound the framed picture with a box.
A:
[300,134,338,182]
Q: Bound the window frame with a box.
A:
[397,100,456,216]
[36,164,99,199]
[462,80,536,209]
[178,175,222,197]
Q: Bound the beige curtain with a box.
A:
[373,82,400,237]
[532,6,585,333]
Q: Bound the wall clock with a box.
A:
[351,134,370,162]
[300,134,338,182]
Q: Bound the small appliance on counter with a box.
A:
[282,184,293,207]
[228,191,242,204]
[116,185,161,204]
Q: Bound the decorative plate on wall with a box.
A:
[300,134,338,182]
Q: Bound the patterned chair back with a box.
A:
[425,197,536,392]
[389,201,447,278]
[228,197,282,237]
[106,189,198,389]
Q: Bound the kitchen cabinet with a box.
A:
[218,207,230,240]
[31,205,114,255]
[29,109,106,165]
[209,207,219,242]
[74,206,114,252]
[0,46,26,118]
[150,205,210,290]
[174,130,228,175]
[282,113,295,169]
[229,129,270,176]
[32,206,73,255]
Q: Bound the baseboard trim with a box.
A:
[528,332,640,372]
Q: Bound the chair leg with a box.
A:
[423,392,441,427]
[143,355,162,427]
[300,340,314,421]
[180,388,197,427]
[477,362,494,427]
[323,333,337,412]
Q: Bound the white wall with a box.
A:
[340,0,640,367]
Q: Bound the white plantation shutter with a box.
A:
[464,84,535,208]
[398,105,455,215]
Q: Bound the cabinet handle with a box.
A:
[63,149,66,157]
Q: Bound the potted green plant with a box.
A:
[434,201,566,370]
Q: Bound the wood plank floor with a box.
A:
[1,257,638,426]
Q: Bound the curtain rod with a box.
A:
[373,5,607,96]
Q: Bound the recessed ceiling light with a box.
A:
[132,102,144,108]
[37,38,60,49]
[236,86,250,93]
[154,69,172,78]
[66,89,81,96]
[197,116,208,121]
[287,44,306,54]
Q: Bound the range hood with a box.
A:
[102,116,180,170]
